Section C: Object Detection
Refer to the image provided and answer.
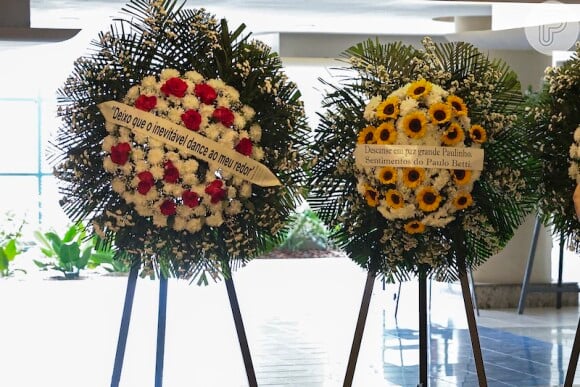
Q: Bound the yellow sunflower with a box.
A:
[452,169,472,185]
[376,96,400,120]
[447,95,468,116]
[376,121,397,144]
[469,124,487,144]
[385,189,405,209]
[407,79,432,99]
[404,220,426,234]
[441,122,465,145]
[402,167,425,188]
[357,125,377,144]
[417,186,442,212]
[377,166,397,184]
[364,186,379,207]
[402,111,428,139]
[452,191,473,210]
[428,102,451,124]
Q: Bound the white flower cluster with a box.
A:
[356,80,484,232]
[102,69,264,233]
[569,125,580,184]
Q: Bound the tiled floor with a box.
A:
[1,256,579,386]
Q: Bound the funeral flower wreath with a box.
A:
[308,38,540,281]
[52,0,309,282]
[524,42,580,252]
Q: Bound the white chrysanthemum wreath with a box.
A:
[102,69,264,233]
[355,79,486,234]
[569,125,580,184]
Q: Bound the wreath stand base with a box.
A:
[110,263,258,387]
[343,257,487,387]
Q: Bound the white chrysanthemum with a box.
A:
[142,76,157,87]
[217,96,231,108]
[112,178,126,194]
[249,124,262,141]
[184,71,203,83]
[186,218,203,233]
[134,160,148,173]
[399,98,419,116]
[220,129,238,148]
[252,146,265,161]
[102,135,116,152]
[168,107,184,123]
[173,216,187,231]
[239,182,252,198]
[105,122,117,133]
[241,105,255,120]
[152,213,168,227]
[182,95,200,110]
[148,148,165,164]
[156,98,169,111]
[226,200,242,215]
[364,95,382,121]
[223,85,240,101]
[160,68,180,80]
[150,165,164,180]
[574,126,580,143]
[166,151,180,162]
[233,114,246,129]
[207,78,226,90]
[126,85,140,100]
[206,212,224,227]
[205,124,221,140]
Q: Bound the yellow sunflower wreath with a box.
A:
[307,38,541,281]
[51,0,309,283]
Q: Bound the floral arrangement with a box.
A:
[52,0,309,283]
[104,70,265,233]
[356,79,484,233]
[524,43,580,252]
[308,38,540,281]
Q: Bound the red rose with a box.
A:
[110,142,131,165]
[235,138,253,156]
[182,190,200,208]
[194,83,217,104]
[181,109,202,131]
[137,171,154,194]
[212,107,235,128]
[161,77,188,98]
[160,199,176,216]
[134,95,157,111]
[163,160,180,183]
[205,179,227,204]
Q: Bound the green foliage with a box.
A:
[33,222,93,279]
[0,212,27,278]
[279,209,333,252]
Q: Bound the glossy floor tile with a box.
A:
[1,256,579,386]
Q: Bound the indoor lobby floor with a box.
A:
[1,256,579,387]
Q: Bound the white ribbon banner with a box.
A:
[99,101,281,187]
[354,144,484,171]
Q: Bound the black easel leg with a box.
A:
[564,317,580,386]
[557,235,565,309]
[343,270,377,387]
[459,258,487,387]
[111,264,139,387]
[419,274,428,387]
[155,276,168,387]
[225,276,258,387]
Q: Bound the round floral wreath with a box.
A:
[356,80,485,234]
[524,42,580,252]
[308,38,540,281]
[104,69,263,233]
[52,1,309,282]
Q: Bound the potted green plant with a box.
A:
[33,222,93,279]
[0,211,27,278]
